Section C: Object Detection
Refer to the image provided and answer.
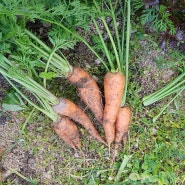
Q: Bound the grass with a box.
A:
[7,104,184,184]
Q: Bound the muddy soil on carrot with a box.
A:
[0,29,185,184]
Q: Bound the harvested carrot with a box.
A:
[53,98,106,145]
[103,72,125,148]
[54,116,81,149]
[113,106,131,158]
[68,67,103,123]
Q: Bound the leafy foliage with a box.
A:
[2,90,26,111]
[48,27,77,50]
[131,0,144,13]
[39,71,57,80]
[141,5,176,34]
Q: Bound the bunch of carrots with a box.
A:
[27,30,132,157]
[0,56,131,158]
[0,0,132,159]
[52,66,132,158]
[50,0,132,158]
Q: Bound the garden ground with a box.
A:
[0,29,185,184]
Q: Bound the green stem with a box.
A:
[121,0,131,106]
[143,82,185,106]
[101,17,121,71]
[25,30,72,76]
[93,0,121,71]
[3,76,58,122]
[33,18,109,71]
[114,155,132,184]
[109,0,122,63]
[153,88,185,122]
[21,108,35,132]
[8,167,39,184]
[1,56,59,121]
[120,0,127,66]
[43,48,58,88]
[31,43,71,76]
[93,19,114,71]
[22,76,59,104]
[143,72,185,102]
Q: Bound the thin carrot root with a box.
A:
[113,107,131,159]
[54,116,81,149]
[53,98,106,145]
[103,72,125,148]
[68,67,103,123]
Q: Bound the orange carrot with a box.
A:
[68,67,103,123]
[53,98,106,145]
[54,122,76,150]
[54,116,81,149]
[103,72,125,148]
[113,107,131,158]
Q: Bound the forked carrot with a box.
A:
[103,72,125,148]
[113,106,131,158]
[54,116,81,149]
[52,98,106,145]
[68,67,103,123]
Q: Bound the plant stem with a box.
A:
[34,18,109,71]
[43,48,58,88]
[143,72,185,106]
[25,29,72,76]
[120,0,127,66]
[114,155,132,184]
[2,57,58,104]
[93,19,114,71]
[143,72,185,101]
[143,82,185,106]
[30,44,64,72]
[93,0,120,71]
[21,108,35,132]
[101,17,121,72]
[0,56,60,122]
[153,87,185,122]
[109,0,122,64]
[3,76,58,122]
[8,167,39,184]
[121,0,131,106]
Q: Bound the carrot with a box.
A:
[54,121,76,150]
[103,72,125,148]
[53,98,106,145]
[68,67,103,123]
[54,116,81,149]
[113,106,131,158]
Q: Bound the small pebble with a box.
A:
[151,127,157,135]
[43,171,52,180]
[108,176,113,181]
[42,23,51,28]
[94,59,101,65]
[159,40,166,50]
[92,75,99,82]
[176,30,183,41]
